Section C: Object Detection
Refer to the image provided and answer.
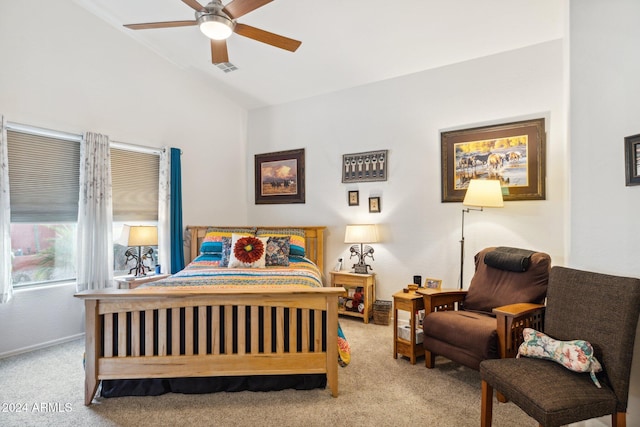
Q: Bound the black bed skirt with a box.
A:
[101,374,327,397]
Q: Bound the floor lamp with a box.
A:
[460,179,504,289]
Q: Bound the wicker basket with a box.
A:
[373,300,392,325]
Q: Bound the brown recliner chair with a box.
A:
[417,247,551,370]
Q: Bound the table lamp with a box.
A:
[344,224,379,274]
[118,225,158,277]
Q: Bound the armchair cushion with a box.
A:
[464,248,550,314]
[480,357,617,426]
[484,247,535,272]
[517,328,602,387]
[423,311,498,370]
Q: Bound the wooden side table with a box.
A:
[115,274,170,289]
[330,271,375,323]
[393,290,425,364]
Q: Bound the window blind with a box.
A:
[111,148,159,221]
[7,129,80,222]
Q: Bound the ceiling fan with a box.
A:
[123,0,301,65]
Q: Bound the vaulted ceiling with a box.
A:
[77,0,564,109]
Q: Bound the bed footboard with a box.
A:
[76,287,344,405]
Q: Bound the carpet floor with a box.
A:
[0,317,538,426]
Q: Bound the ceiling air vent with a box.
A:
[216,62,238,73]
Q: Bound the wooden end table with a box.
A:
[393,290,425,364]
[330,271,375,323]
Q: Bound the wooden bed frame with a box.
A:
[75,226,344,406]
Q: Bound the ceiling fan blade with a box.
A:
[124,20,197,30]
[211,39,229,64]
[182,0,205,12]
[223,0,273,19]
[234,23,301,52]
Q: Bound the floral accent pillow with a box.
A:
[200,227,255,254]
[265,237,290,267]
[517,328,603,387]
[227,234,268,268]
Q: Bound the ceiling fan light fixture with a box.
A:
[199,14,234,40]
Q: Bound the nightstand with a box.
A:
[115,274,170,289]
[330,271,375,323]
[393,290,425,364]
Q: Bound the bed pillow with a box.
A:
[257,228,306,258]
[219,237,233,267]
[200,227,255,254]
[264,236,290,267]
[189,252,224,267]
[228,234,268,268]
[517,328,603,388]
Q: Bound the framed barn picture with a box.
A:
[255,148,305,204]
[441,118,546,202]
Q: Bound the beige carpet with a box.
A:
[0,317,537,426]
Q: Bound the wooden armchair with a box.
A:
[480,267,640,427]
[417,247,550,370]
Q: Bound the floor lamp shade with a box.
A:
[463,179,504,208]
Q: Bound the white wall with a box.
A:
[569,1,640,425]
[0,0,247,355]
[247,40,566,305]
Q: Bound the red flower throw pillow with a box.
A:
[228,234,268,268]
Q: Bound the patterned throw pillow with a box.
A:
[265,236,290,267]
[220,237,233,267]
[517,328,603,387]
[227,234,268,268]
[256,228,306,258]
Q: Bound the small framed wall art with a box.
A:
[625,133,640,186]
[342,150,388,183]
[348,190,359,206]
[369,196,381,213]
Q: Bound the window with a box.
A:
[7,124,80,287]
[6,122,162,287]
[111,145,160,277]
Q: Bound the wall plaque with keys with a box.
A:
[342,150,388,183]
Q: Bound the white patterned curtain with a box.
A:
[0,116,13,303]
[76,132,113,292]
[158,148,171,274]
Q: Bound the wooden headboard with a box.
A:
[185,226,326,272]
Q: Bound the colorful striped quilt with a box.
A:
[147,256,323,289]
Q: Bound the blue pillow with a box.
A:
[200,241,223,254]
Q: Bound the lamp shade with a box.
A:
[344,224,379,244]
[463,179,504,208]
[118,225,158,247]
